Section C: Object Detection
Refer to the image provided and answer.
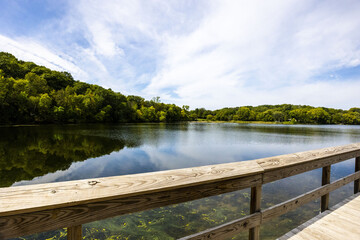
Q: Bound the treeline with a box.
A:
[1,52,359,125]
[0,52,192,124]
[190,104,360,124]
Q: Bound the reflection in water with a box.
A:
[3,123,360,239]
[0,125,138,187]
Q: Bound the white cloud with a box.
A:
[144,0,360,109]
[1,0,360,109]
[0,34,88,79]
[64,0,208,94]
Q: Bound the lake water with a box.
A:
[2,123,360,239]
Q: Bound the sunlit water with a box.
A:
[2,123,360,239]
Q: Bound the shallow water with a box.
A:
[2,122,360,239]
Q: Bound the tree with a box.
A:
[206,114,214,121]
[273,111,285,122]
[257,110,274,122]
[159,111,167,122]
[2,52,360,125]
[25,72,48,95]
[151,96,161,103]
[181,105,190,120]
[42,71,74,90]
[306,108,330,124]
[0,52,25,78]
[289,109,308,123]
[38,93,52,120]
[236,107,251,121]
[342,112,360,125]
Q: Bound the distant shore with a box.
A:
[0,120,351,127]
[195,119,332,125]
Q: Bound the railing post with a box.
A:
[249,185,262,240]
[321,165,331,212]
[67,225,82,240]
[355,157,360,194]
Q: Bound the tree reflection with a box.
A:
[0,126,136,187]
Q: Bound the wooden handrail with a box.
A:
[1,143,360,239]
[180,171,360,240]
[0,161,263,217]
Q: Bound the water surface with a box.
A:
[2,123,360,239]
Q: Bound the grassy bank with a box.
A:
[196,119,294,125]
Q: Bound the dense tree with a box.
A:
[0,52,191,124]
[1,52,359,125]
[289,109,308,123]
[236,107,250,120]
[190,104,360,125]
[306,108,330,124]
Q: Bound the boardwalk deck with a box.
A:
[278,193,360,240]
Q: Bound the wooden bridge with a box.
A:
[1,143,360,240]
[279,193,360,239]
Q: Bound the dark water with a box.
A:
[2,123,360,239]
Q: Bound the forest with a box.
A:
[1,51,359,125]
[192,104,360,125]
[0,52,191,124]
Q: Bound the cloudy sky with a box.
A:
[1,0,360,110]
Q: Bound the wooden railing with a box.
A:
[1,143,360,240]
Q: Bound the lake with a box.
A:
[2,122,360,239]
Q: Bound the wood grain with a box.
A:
[257,143,360,171]
[1,143,360,239]
[67,225,82,240]
[279,193,360,240]
[178,212,261,240]
[321,165,331,212]
[249,186,262,240]
[262,171,360,222]
[261,149,360,183]
[0,161,263,217]
[355,157,360,194]
[3,143,360,218]
[0,174,261,239]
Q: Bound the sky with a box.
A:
[0,0,360,110]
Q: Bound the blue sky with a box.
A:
[1,0,360,110]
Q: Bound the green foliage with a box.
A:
[191,104,360,125]
[236,107,251,120]
[0,52,190,124]
[206,114,214,121]
[306,108,330,124]
[1,52,359,125]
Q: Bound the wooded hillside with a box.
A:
[0,52,191,124]
[1,52,359,125]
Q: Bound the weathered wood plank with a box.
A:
[0,161,264,217]
[315,212,360,238]
[330,208,360,223]
[279,194,360,240]
[0,174,262,239]
[249,185,262,240]
[258,143,360,171]
[2,143,360,239]
[250,186,262,214]
[321,165,331,212]
[262,151,360,183]
[2,143,360,218]
[262,171,360,222]
[178,212,261,240]
[258,143,360,183]
[67,225,82,240]
[355,157,360,194]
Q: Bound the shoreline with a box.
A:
[0,120,353,127]
[195,119,301,125]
